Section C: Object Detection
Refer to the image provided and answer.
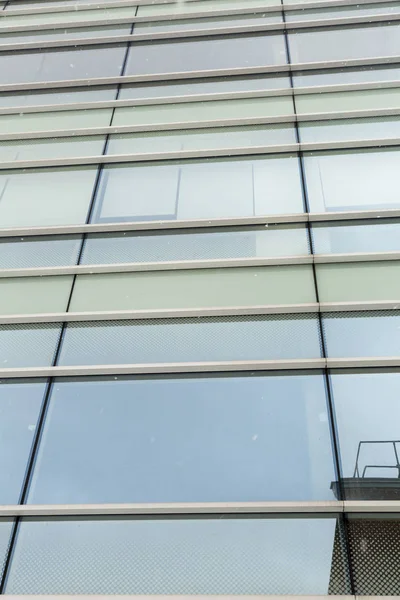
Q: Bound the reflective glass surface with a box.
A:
[0,520,13,582]
[0,276,73,315]
[5,516,349,594]
[0,380,46,504]
[27,373,335,503]
[0,235,81,268]
[312,220,400,254]
[58,315,322,366]
[299,117,400,144]
[0,323,62,368]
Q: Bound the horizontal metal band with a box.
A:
[1,55,399,93]
[1,0,396,18]
[0,12,398,48]
[0,501,343,517]
[1,209,400,239]
[0,500,399,517]
[2,80,400,117]
[0,597,358,600]
[0,301,398,326]
[0,358,399,379]
[0,252,399,279]
[3,107,400,142]
[1,137,400,170]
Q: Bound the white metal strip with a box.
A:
[2,107,400,142]
[0,301,397,326]
[0,358,399,379]
[1,138,400,170]
[1,209,400,239]
[0,501,343,517]
[1,80,400,116]
[0,12,398,44]
[1,55,399,93]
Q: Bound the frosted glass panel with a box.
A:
[0,276,73,315]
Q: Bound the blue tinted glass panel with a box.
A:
[0,324,62,368]
[27,373,335,503]
[0,520,13,582]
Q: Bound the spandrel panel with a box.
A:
[289,23,400,63]
[0,46,126,84]
[322,311,400,358]
[293,66,400,87]
[107,125,296,155]
[27,373,335,503]
[0,167,98,227]
[58,315,322,366]
[0,87,117,108]
[0,276,73,315]
[125,34,287,75]
[69,266,317,311]
[133,13,282,34]
[304,149,400,212]
[0,24,131,44]
[81,225,310,264]
[0,107,112,133]
[0,235,81,269]
[296,88,400,113]
[0,5,137,26]
[299,117,400,144]
[92,156,304,223]
[316,262,400,302]
[0,323,62,368]
[331,371,400,501]
[4,516,350,594]
[0,136,106,162]
[0,380,47,504]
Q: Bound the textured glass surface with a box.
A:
[0,87,117,108]
[92,156,304,223]
[312,220,400,254]
[323,311,400,358]
[125,34,287,75]
[299,117,400,144]
[58,315,322,366]
[304,149,400,212]
[119,74,290,99]
[316,262,400,302]
[111,96,294,124]
[296,88,400,113]
[0,380,46,504]
[0,46,126,84]
[0,276,73,315]
[0,520,13,583]
[0,167,97,227]
[81,225,310,264]
[107,125,296,155]
[0,323,61,368]
[5,516,348,594]
[70,266,316,311]
[331,371,400,499]
[27,373,335,503]
[0,235,81,269]
[289,23,400,63]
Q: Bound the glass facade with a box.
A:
[0,0,399,596]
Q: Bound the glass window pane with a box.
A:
[5,515,349,595]
[286,2,400,17]
[0,235,81,269]
[0,167,97,227]
[316,262,400,302]
[27,373,335,503]
[111,96,294,126]
[289,24,400,63]
[70,266,316,311]
[0,108,112,133]
[125,34,287,76]
[0,323,62,368]
[137,0,279,17]
[296,88,400,113]
[0,136,106,162]
[135,13,282,34]
[299,117,400,144]
[312,220,400,254]
[304,149,400,213]
[293,66,400,87]
[323,310,400,357]
[82,225,310,264]
[92,156,305,223]
[1,5,137,26]
[0,87,117,108]
[0,520,13,582]
[0,380,46,504]
[58,315,322,366]
[0,46,126,84]
[119,74,291,99]
[0,24,131,44]
[331,371,400,500]
[0,276,73,315]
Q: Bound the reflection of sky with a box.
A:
[331,372,400,478]
[5,517,339,595]
[27,374,335,503]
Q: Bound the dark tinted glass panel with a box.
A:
[27,373,335,503]
[5,516,350,594]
